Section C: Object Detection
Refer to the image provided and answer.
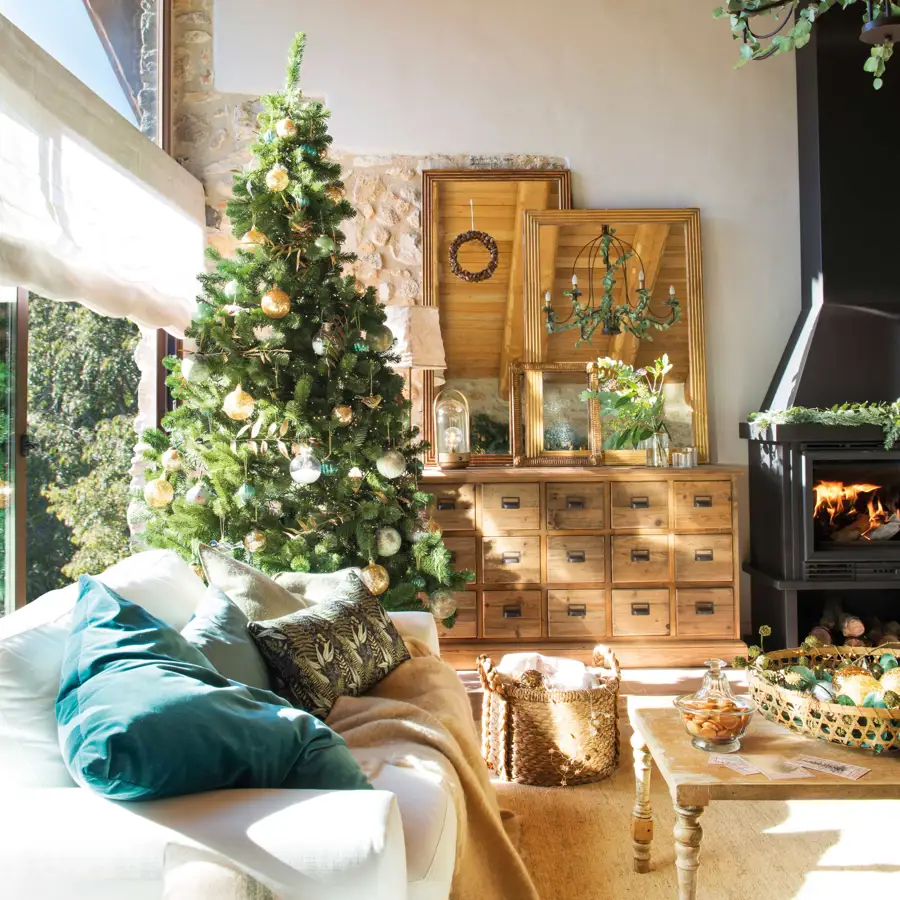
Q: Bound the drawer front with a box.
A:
[546,482,606,530]
[674,534,734,583]
[481,483,540,531]
[430,484,476,531]
[546,535,606,583]
[612,535,671,583]
[483,590,542,639]
[612,589,671,636]
[548,589,607,639]
[676,588,735,638]
[436,592,477,640]
[611,482,669,529]
[674,481,732,530]
[482,537,541,584]
[442,537,478,576]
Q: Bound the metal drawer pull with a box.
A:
[631,603,651,616]
[630,549,651,563]
[501,551,521,564]
[503,604,522,619]
[694,549,715,562]
[566,550,586,563]
[567,604,587,618]
[695,601,715,615]
[693,495,713,508]
[436,498,456,511]
[501,496,521,510]
[448,551,457,564]
[630,496,650,509]
[566,496,585,509]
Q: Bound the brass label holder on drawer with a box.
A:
[503,604,523,618]
[630,496,650,509]
[694,549,714,562]
[501,496,521,509]
[567,603,587,618]
[695,601,715,615]
[693,495,713,508]
[501,551,522,564]
[566,496,585,509]
[630,549,651,563]
[631,603,651,616]
[436,498,456,510]
[566,550,586,563]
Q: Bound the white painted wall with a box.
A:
[214,0,801,464]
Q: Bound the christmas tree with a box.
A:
[137,33,471,616]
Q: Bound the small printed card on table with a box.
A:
[708,754,762,775]
[792,755,871,781]
[752,756,814,781]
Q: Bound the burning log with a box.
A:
[819,599,865,638]
[832,517,870,542]
[808,625,834,645]
[866,518,900,541]
[878,621,900,647]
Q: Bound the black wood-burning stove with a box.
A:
[741,11,900,649]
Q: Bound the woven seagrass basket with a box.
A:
[748,644,900,753]
[477,646,620,786]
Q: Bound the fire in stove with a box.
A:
[813,481,900,542]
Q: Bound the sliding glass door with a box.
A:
[0,288,20,615]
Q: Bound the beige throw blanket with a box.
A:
[327,639,539,900]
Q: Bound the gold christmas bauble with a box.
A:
[360,562,390,596]
[261,288,291,319]
[325,185,343,202]
[0,481,10,510]
[880,668,900,695]
[143,478,174,509]
[243,529,267,553]
[241,227,267,246]
[836,674,883,706]
[223,384,255,421]
[161,448,183,471]
[265,164,290,192]
[275,117,296,138]
[333,405,353,425]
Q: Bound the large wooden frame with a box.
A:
[509,362,602,467]
[422,169,572,466]
[523,209,709,463]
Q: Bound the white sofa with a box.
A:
[0,551,457,900]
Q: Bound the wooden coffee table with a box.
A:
[629,703,900,900]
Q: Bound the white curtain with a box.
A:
[0,16,205,336]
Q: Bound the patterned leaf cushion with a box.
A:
[57,576,371,800]
[248,595,411,720]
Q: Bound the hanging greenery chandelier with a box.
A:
[715,1,899,88]
[542,225,681,345]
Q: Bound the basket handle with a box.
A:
[591,644,621,681]
[476,655,506,696]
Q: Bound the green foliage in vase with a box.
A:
[714,1,897,89]
[471,413,509,455]
[138,34,472,611]
[582,354,672,450]
[748,399,900,449]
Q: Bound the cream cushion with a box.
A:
[0,550,207,788]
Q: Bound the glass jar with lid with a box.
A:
[674,658,753,752]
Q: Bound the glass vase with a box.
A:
[645,432,669,467]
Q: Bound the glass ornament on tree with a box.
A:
[290,447,322,485]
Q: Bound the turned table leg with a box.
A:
[630,730,654,873]
[673,804,704,900]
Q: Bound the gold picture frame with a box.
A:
[422,169,572,466]
[523,208,709,463]
[509,362,602,467]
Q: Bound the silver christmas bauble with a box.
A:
[290,450,322,485]
[181,354,210,383]
[265,164,290,192]
[376,449,406,480]
[376,526,402,557]
[185,482,210,505]
[161,448,183,472]
[368,324,394,353]
[429,589,457,621]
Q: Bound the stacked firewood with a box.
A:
[807,598,900,648]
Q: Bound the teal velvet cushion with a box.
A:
[56,576,371,801]
[181,588,273,691]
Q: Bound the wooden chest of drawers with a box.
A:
[423,465,745,669]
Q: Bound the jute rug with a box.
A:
[494,717,900,900]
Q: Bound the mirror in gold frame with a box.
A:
[523,209,708,463]
[422,170,572,465]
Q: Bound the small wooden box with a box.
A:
[612,589,670,636]
[547,535,606,583]
[611,482,669,529]
[547,589,607,638]
[430,484,477,531]
[546,482,605,530]
[673,481,732,530]
[483,590,542,639]
[482,536,541,584]
[676,588,735,637]
[612,535,670,583]
[481,483,541,532]
[437,591,477,640]
[674,534,734,582]
[442,536,478,576]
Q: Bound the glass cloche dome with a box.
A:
[433,388,471,469]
